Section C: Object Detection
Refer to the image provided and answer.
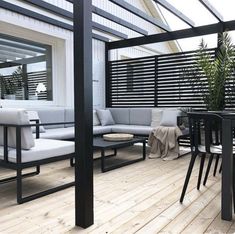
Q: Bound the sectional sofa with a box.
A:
[26,107,188,140]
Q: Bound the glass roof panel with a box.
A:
[177,34,218,51]
[207,0,235,21]
[162,0,218,29]
[156,5,190,30]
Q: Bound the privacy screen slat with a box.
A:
[107,48,235,108]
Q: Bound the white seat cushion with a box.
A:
[198,145,235,154]
[0,139,74,163]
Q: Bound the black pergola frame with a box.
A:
[70,0,235,229]
[0,0,231,228]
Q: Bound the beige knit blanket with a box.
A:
[148,126,182,160]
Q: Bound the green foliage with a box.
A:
[1,66,24,95]
[186,32,235,111]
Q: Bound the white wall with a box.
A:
[0,0,177,108]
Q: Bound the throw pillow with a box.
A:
[151,109,163,128]
[27,111,46,133]
[93,110,101,126]
[160,109,181,127]
[96,109,115,126]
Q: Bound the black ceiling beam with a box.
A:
[0,1,113,42]
[24,0,147,36]
[92,33,109,42]
[199,0,223,22]
[24,0,73,18]
[92,22,127,39]
[152,0,195,27]
[108,21,235,50]
[108,0,171,32]
[92,6,148,35]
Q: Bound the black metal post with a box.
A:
[74,0,94,228]
[154,56,158,107]
[221,118,233,220]
[105,42,111,108]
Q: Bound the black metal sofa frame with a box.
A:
[0,121,75,204]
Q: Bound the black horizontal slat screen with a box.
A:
[156,49,215,108]
[107,48,235,109]
[108,56,156,107]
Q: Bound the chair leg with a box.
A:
[70,158,74,167]
[197,153,206,190]
[213,154,220,176]
[180,152,197,203]
[203,153,214,186]
[233,157,235,213]
[219,162,222,174]
[16,168,23,204]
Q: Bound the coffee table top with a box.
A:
[103,133,134,141]
[93,136,146,149]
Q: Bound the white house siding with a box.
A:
[0,0,177,108]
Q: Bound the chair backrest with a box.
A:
[188,112,222,154]
[0,108,35,150]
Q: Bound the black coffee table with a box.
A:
[93,136,146,172]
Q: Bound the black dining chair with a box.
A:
[180,112,223,203]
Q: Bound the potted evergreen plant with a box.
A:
[187,32,235,111]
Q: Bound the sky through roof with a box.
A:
[154,0,235,51]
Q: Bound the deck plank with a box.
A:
[0,146,234,233]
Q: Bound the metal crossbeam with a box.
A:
[199,0,223,22]
[109,0,171,31]
[153,0,195,27]
[24,0,146,35]
[108,20,235,49]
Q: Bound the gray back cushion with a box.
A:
[108,108,130,125]
[64,108,74,127]
[130,108,152,126]
[35,108,65,129]
[93,110,101,126]
[96,109,115,126]
[0,108,35,150]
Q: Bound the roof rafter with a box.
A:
[92,6,148,35]
[199,0,223,22]
[108,0,171,32]
[26,0,147,35]
[152,0,195,27]
[0,1,123,41]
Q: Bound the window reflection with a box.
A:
[0,34,52,101]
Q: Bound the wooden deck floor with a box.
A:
[0,145,234,234]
